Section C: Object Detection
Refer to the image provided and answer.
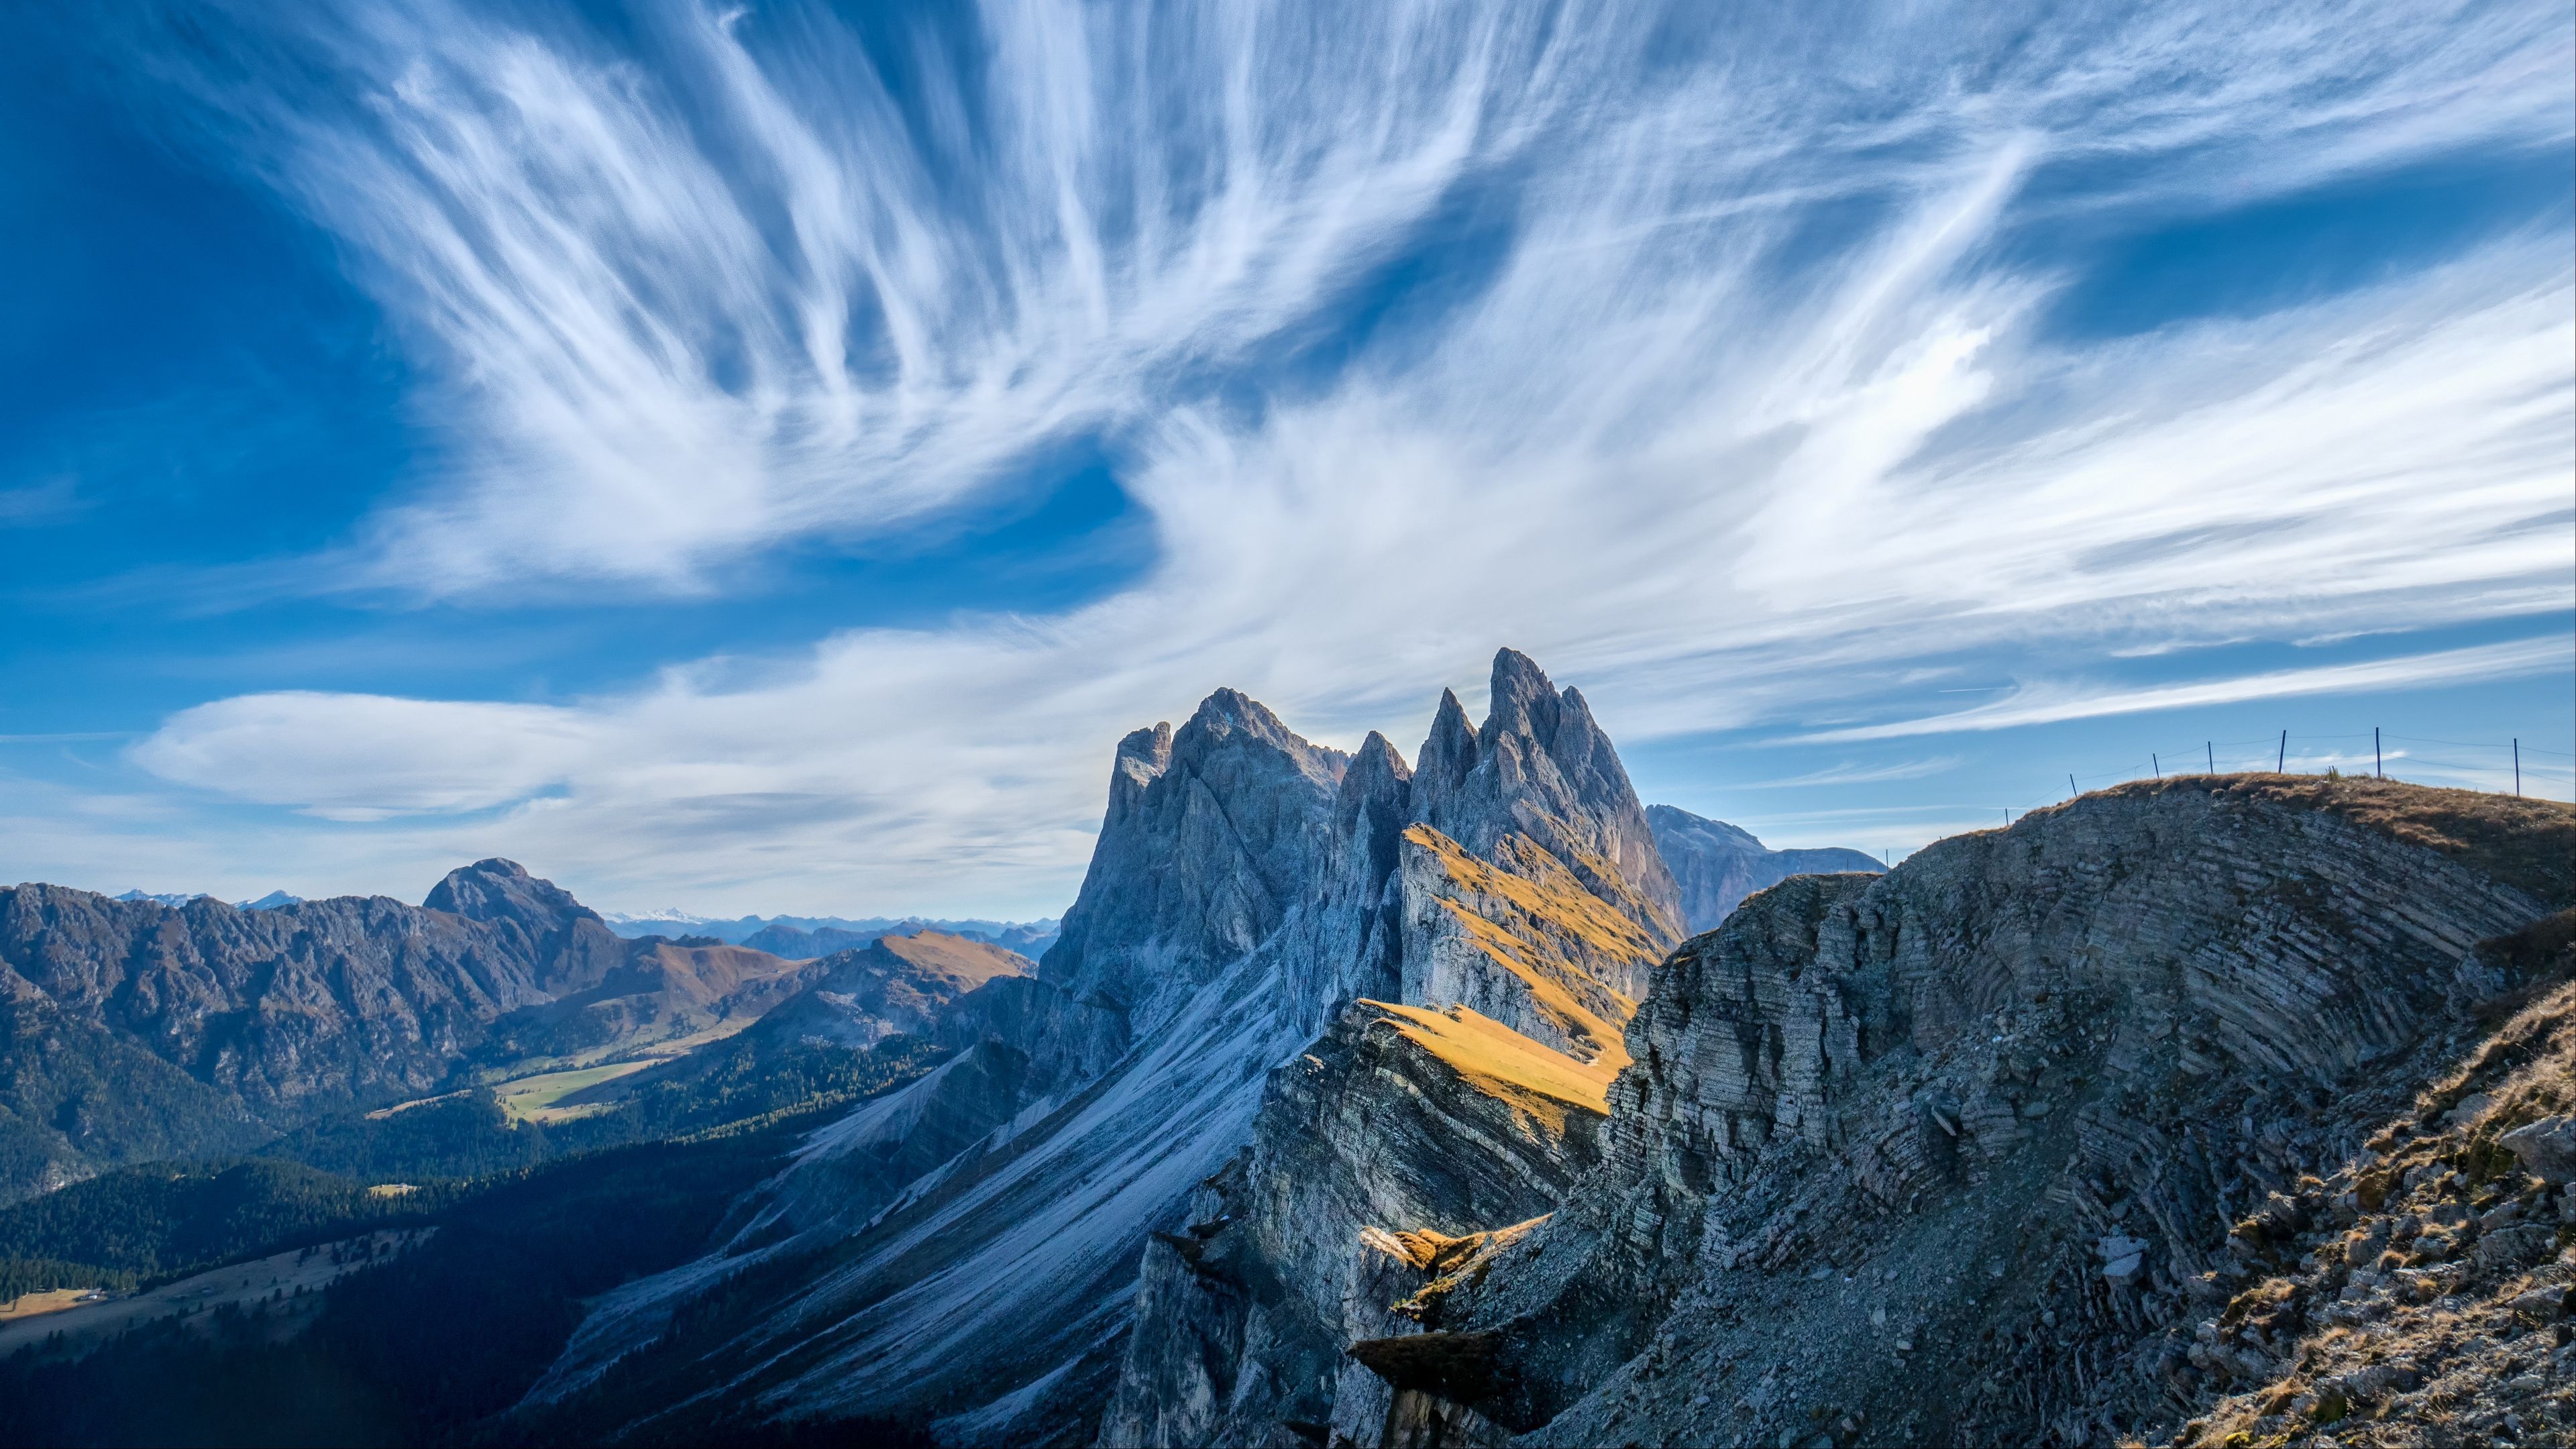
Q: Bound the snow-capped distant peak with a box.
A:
[602,908,713,926]
[237,890,302,910]
[114,889,210,908]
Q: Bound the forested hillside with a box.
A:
[0,861,825,1202]
[0,1026,954,1446]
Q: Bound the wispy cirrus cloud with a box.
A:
[1731,758,1965,789]
[42,0,2575,912]
[1794,636,2576,743]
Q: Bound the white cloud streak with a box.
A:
[1731,758,1966,789]
[59,0,2576,913]
[1794,636,2576,742]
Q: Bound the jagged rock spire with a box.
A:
[1410,649,1682,941]
[1416,689,1479,792]
[1106,723,1175,829]
[1042,685,1349,1033]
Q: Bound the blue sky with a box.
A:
[3,0,2570,919]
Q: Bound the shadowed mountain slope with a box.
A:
[513,649,1680,1445]
[1314,777,2574,1449]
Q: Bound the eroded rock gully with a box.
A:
[1318,777,2572,1449]
[1100,654,1682,1448]
[515,651,1683,1444]
[502,655,2567,1449]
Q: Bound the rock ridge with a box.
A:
[1328,775,2573,1448]
[517,649,1686,1445]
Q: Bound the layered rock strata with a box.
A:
[1334,777,2573,1448]
[1099,652,1682,1448]
[521,650,1682,1445]
[2167,918,2576,1449]
[1098,1000,1615,1448]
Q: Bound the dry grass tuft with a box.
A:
[2098,775,2576,908]
[1364,1000,1618,1121]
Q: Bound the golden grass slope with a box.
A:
[1363,1000,1618,1119]
[1402,824,1666,1069]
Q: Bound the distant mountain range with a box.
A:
[97,894,1060,957]
[111,888,301,910]
[601,909,1060,960]
[1,863,821,1200]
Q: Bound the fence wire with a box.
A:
[1990,728,2573,828]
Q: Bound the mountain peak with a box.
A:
[423,858,621,996]
[1346,729,1413,787]
[1644,803,1764,853]
[424,858,593,922]
[1409,653,1682,940]
[1482,647,1561,751]
[1418,688,1479,790]
[1107,723,1176,828]
[1049,686,1348,1029]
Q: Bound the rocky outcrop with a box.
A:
[1395,826,1660,1065]
[1338,777,2574,1448]
[2165,916,2576,1449]
[1098,1000,1612,1448]
[1411,652,1680,948]
[1647,804,1885,932]
[1046,694,1350,1038]
[518,650,1682,1446]
[1097,652,1682,1448]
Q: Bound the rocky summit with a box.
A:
[7,655,2566,1449]
[1299,776,2575,1449]
[480,657,2576,1449]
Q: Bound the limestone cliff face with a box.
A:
[1646,804,1886,932]
[1395,826,1663,1065]
[1097,999,1611,1449]
[519,650,1682,1446]
[1046,692,1350,1037]
[1099,651,1683,1448]
[1345,777,2573,1449]
[1411,651,1680,949]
